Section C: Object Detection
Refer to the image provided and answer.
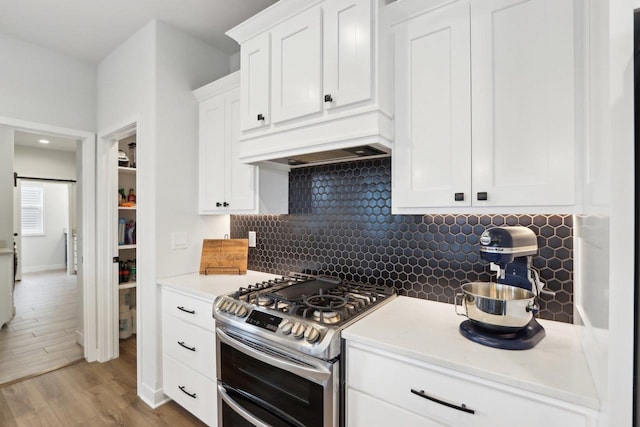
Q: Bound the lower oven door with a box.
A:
[216,327,338,427]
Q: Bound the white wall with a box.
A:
[155,21,231,278]
[0,32,96,132]
[21,182,69,273]
[13,146,77,180]
[0,127,14,249]
[98,19,231,406]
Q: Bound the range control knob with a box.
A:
[291,323,305,339]
[220,300,230,312]
[235,305,248,318]
[279,319,292,335]
[304,326,320,343]
[228,303,238,314]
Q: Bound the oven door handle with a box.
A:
[218,384,272,427]
[216,327,332,384]
[219,384,306,427]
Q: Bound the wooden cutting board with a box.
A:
[199,239,248,275]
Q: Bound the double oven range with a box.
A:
[213,273,395,427]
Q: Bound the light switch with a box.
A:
[248,231,256,248]
[171,232,188,249]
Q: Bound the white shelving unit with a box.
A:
[117,135,137,339]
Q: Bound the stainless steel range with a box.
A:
[213,273,395,427]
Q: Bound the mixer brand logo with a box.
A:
[480,231,492,245]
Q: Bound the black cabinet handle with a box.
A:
[223,202,229,207]
[179,385,197,399]
[324,94,333,102]
[216,202,222,207]
[410,389,475,414]
[178,341,196,352]
[257,113,265,121]
[177,306,195,315]
[454,192,464,201]
[477,192,488,201]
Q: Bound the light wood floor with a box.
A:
[0,336,208,426]
[0,270,83,386]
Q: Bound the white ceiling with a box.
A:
[14,131,78,153]
[0,0,278,64]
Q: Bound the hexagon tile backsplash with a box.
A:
[231,158,573,322]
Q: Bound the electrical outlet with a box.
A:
[171,232,188,249]
[248,231,256,248]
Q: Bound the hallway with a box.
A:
[0,269,83,385]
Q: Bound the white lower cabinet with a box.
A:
[346,342,598,427]
[162,287,216,425]
[163,355,216,425]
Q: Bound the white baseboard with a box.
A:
[138,382,170,409]
[22,264,66,274]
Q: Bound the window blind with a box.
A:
[21,184,43,235]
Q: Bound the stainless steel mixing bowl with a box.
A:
[455,282,537,332]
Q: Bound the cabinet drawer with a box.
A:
[346,344,591,427]
[162,288,215,331]
[163,315,216,380]
[163,354,217,425]
[347,388,438,427]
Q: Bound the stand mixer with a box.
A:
[458,226,554,350]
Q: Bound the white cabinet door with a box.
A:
[226,90,257,211]
[198,95,226,212]
[271,6,323,124]
[323,0,372,110]
[393,1,472,208]
[199,86,258,214]
[240,32,270,131]
[471,0,575,206]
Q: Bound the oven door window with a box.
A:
[220,342,325,427]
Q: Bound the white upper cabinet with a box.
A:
[240,33,271,131]
[194,72,288,215]
[393,0,471,209]
[471,0,575,208]
[227,0,391,165]
[198,92,230,212]
[271,6,323,124]
[323,0,373,109]
[390,0,578,213]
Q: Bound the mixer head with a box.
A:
[479,226,538,268]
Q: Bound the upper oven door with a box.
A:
[216,327,337,427]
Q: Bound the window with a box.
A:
[21,183,44,235]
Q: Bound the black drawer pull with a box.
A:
[178,341,196,352]
[257,113,265,121]
[454,192,464,201]
[177,306,195,315]
[324,94,333,102]
[223,202,229,207]
[179,385,197,399]
[410,388,475,415]
[477,192,488,201]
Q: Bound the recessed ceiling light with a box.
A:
[38,139,50,144]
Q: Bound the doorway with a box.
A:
[0,117,97,371]
[0,131,83,385]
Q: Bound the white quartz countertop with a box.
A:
[157,270,282,300]
[342,296,599,410]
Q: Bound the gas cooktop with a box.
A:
[213,273,396,359]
